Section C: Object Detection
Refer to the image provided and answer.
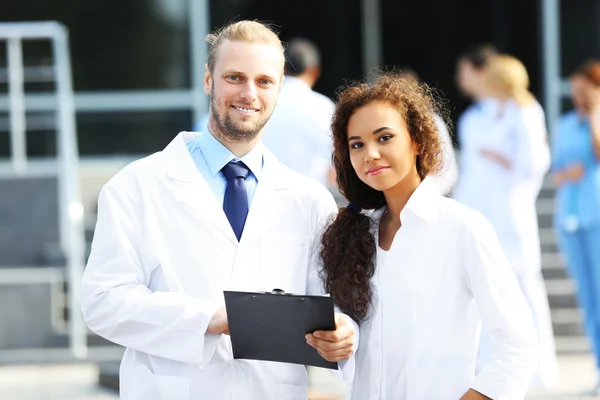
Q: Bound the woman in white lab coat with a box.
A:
[316,73,538,400]
[471,55,558,387]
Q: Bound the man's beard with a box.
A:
[209,86,271,144]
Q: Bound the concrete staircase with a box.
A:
[538,178,589,354]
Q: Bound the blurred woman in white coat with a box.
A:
[472,55,558,388]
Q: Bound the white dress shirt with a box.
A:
[261,77,335,186]
[350,179,537,400]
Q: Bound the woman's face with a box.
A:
[571,74,596,115]
[346,101,420,193]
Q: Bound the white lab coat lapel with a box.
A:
[162,132,238,243]
[240,149,291,245]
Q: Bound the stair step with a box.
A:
[542,267,569,280]
[541,242,559,254]
[539,228,557,244]
[555,335,590,354]
[551,308,584,336]
[547,293,578,310]
[536,198,554,216]
[542,252,566,270]
[551,308,582,324]
[545,278,576,296]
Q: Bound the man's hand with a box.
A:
[459,389,492,400]
[206,306,229,335]
[305,314,355,362]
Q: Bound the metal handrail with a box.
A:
[0,21,87,359]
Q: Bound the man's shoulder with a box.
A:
[105,151,164,189]
[271,158,333,200]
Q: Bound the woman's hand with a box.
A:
[479,148,512,169]
[459,389,492,400]
[206,306,230,335]
[305,314,355,362]
[554,163,584,186]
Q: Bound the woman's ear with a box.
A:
[413,141,422,155]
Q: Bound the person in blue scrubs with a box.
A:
[552,59,600,389]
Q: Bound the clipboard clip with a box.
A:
[256,288,300,297]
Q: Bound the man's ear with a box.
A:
[204,64,211,95]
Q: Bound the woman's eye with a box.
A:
[378,135,393,142]
[350,142,363,149]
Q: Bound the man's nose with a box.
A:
[240,82,257,102]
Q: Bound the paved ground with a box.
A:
[0,354,598,400]
[0,363,116,400]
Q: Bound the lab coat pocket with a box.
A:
[278,382,309,399]
[262,233,311,293]
[137,364,190,400]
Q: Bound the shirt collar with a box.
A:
[365,178,440,224]
[196,129,264,180]
[399,177,440,223]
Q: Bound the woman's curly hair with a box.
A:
[320,73,446,324]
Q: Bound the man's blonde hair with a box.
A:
[206,20,285,74]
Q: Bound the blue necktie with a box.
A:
[221,161,250,241]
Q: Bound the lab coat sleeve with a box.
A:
[430,114,459,195]
[511,110,551,182]
[462,212,538,399]
[306,190,358,383]
[81,172,221,366]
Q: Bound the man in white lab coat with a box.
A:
[261,37,336,188]
[81,21,356,400]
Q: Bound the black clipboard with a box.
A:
[224,289,338,369]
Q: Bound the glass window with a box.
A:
[77,110,192,156]
[2,0,190,91]
[560,0,600,77]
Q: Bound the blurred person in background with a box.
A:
[398,67,459,196]
[261,37,335,188]
[453,44,498,207]
[472,54,557,389]
[80,20,356,400]
[552,59,600,393]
